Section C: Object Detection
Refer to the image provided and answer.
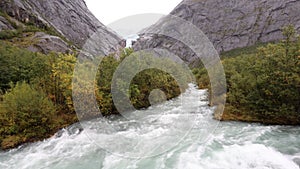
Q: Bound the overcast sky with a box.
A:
[85,0,181,25]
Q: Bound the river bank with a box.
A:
[215,108,300,126]
[1,33,299,151]
[1,85,299,169]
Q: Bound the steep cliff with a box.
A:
[0,0,122,55]
[134,0,300,65]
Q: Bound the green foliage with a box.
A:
[130,68,182,109]
[195,26,300,124]
[96,48,189,115]
[96,55,119,115]
[0,10,68,43]
[0,11,19,29]
[220,42,269,58]
[49,53,76,111]
[0,44,76,149]
[0,26,64,40]
[250,38,300,120]
[193,68,210,89]
[0,42,76,110]
[0,29,22,39]
[0,27,38,40]
[0,41,50,91]
[0,82,57,147]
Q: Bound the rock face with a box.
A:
[0,16,14,31]
[27,32,71,54]
[293,158,300,167]
[0,0,122,55]
[134,0,300,65]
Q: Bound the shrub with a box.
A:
[194,26,300,124]
[0,30,22,39]
[96,48,189,116]
[0,42,50,91]
[0,82,56,140]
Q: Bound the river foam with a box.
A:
[0,84,299,169]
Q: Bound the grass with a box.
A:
[0,11,73,46]
[220,42,270,58]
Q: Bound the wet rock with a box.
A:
[27,32,71,54]
[293,158,300,167]
[0,16,14,30]
[134,0,300,65]
[0,0,122,55]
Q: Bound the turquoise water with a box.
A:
[1,85,299,169]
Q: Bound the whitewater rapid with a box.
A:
[0,84,299,169]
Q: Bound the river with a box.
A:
[0,84,299,169]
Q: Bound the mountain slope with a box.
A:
[134,0,300,65]
[0,0,122,55]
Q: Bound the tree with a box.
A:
[50,53,76,112]
[0,82,56,139]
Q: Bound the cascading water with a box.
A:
[1,84,299,169]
